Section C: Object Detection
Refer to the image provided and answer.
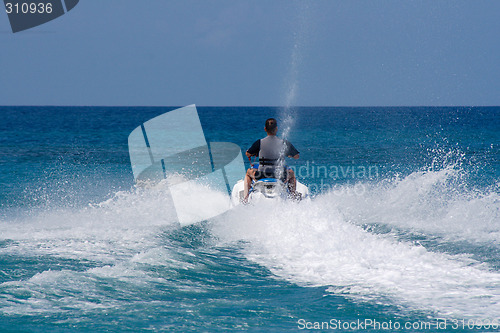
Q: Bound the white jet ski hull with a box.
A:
[231,178,309,206]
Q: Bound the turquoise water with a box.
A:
[0,107,499,332]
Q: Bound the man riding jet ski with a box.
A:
[231,118,308,204]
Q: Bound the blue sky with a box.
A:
[1,0,499,106]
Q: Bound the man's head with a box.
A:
[265,118,278,135]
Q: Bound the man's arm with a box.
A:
[246,140,260,157]
[286,141,299,159]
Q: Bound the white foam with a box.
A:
[0,183,181,264]
[0,182,190,316]
[211,181,500,319]
[331,167,500,244]
[1,169,499,319]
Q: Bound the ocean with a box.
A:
[0,106,499,332]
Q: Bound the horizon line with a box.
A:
[1,105,499,108]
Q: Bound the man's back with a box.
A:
[259,135,284,162]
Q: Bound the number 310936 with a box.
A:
[5,2,53,14]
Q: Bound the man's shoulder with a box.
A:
[251,139,261,146]
[247,139,261,153]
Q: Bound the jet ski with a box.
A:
[231,163,309,205]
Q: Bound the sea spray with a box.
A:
[277,1,314,179]
[211,172,500,319]
[282,0,313,111]
[210,148,500,319]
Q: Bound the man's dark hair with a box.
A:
[265,118,278,134]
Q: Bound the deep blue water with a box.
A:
[0,106,499,332]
